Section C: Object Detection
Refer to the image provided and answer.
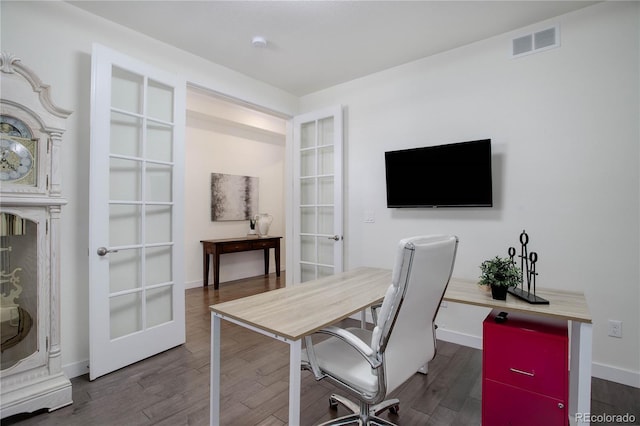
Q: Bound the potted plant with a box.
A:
[479,256,522,300]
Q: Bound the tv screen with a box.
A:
[385,139,493,208]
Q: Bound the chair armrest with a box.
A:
[313,326,381,368]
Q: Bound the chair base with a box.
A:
[316,393,399,426]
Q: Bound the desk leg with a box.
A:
[210,314,221,426]
[569,321,592,426]
[275,244,281,277]
[289,339,302,425]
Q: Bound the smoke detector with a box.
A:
[251,36,268,48]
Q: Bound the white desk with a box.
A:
[444,278,593,426]
[209,267,392,426]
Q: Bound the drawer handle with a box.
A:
[509,368,535,377]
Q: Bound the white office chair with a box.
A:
[302,235,458,426]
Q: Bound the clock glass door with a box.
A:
[89,44,186,380]
[0,212,39,372]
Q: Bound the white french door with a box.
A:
[88,44,186,380]
[292,106,344,284]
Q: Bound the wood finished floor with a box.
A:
[4,272,639,425]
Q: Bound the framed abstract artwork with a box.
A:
[210,173,258,221]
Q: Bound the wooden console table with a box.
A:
[201,236,282,289]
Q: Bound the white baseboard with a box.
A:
[592,362,640,388]
[436,327,483,350]
[185,268,286,290]
[186,279,202,290]
[63,359,89,379]
[435,328,639,389]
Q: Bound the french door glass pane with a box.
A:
[318,177,333,204]
[318,238,334,265]
[145,163,172,202]
[146,246,172,286]
[147,80,174,122]
[145,205,172,244]
[146,286,173,327]
[110,112,142,157]
[109,204,141,246]
[301,264,316,282]
[301,150,315,177]
[110,158,141,201]
[301,178,315,205]
[146,121,173,162]
[300,122,316,149]
[318,266,334,279]
[110,292,142,339]
[111,67,142,114]
[300,235,316,263]
[318,146,334,174]
[109,249,141,293]
[318,207,334,235]
[318,117,334,145]
[300,207,316,233]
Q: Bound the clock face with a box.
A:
[0,116,37,185]
[0,114,33,139]
[0,137,34,182]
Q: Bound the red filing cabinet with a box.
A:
[482,309,569,425]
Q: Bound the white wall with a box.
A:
[300,2,640,386]
[0,1,297,376]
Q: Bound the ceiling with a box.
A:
[67,1,598,96]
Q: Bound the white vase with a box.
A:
[255,213,273,237]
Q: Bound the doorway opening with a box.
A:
[184,85,288,290]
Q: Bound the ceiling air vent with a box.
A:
[511,25,559,58]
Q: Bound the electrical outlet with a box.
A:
[608,320,622,338]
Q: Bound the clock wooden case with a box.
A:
[0,52,73,418]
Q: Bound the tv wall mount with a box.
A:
[507,230,549,305]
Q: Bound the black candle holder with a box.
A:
[507,230,549,305]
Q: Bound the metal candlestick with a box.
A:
[507,230,549,305]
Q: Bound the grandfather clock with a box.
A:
[0,52,73,417]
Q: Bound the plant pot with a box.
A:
[490,284,508,300]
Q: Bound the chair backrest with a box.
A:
[370,235,458,394]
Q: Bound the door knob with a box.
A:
[327,235,341,241]
[97,247,118,256]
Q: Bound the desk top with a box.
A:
[210,267,391,340]
[201,236,282,243]
[444,278,592,323]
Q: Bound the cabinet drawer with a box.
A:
[251,240,276,249]
[483,379,567,426]
[483,311,568,399]
[219,242,251,253]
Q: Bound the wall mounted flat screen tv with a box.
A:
[385,139,493,208]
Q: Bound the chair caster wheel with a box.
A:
[329,396,338,410]
[389,404,399,415]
